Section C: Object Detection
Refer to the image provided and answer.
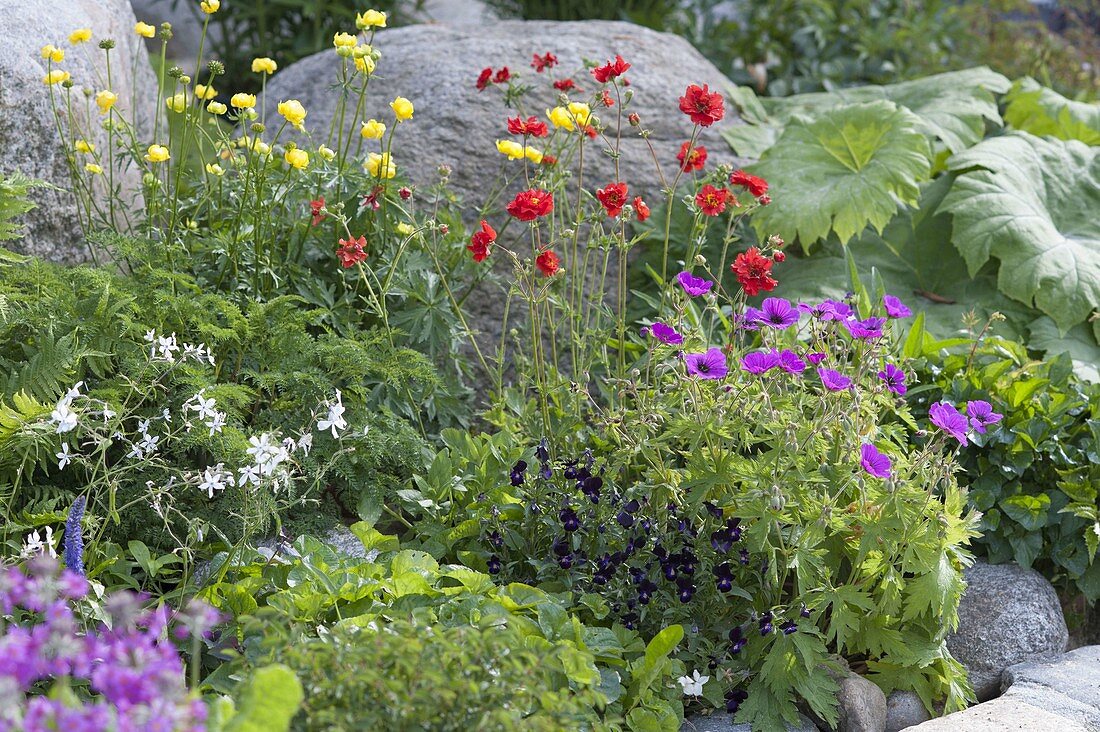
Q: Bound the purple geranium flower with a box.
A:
[650,321,684,345]
[741,350,781,375]
[758,298,799,329]
[817,367,852,391]
[686,347,728,380]
[820,300,853,322]
[930,401,969,445]
[883,294,912,319]
[844,316,886,340]
[806,352,827,365]
[738,307,764,331]
[860,443,892,478]
[678,271,713,297]
[966,400,1003,434]
[877,363,907,395]
[778,349,806,374]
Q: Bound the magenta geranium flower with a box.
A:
[883,294,912,319]
[877,363,907,395]
[806,352,826,365]
[686,347,728,379]
[799,299,853,322]
[650,321,684,345]
[738,307,764,331]
[930,401,969,445]
[966,400,1003,434]
[740,350,780,375]
[844,316,886,340]
[678,271,713,297]
[860,443,892,478]
[778,349,806,374]
[817,367,852,391]
[758,298,799,329]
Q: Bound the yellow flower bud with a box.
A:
[85,163,103,175]
[360,119,386,139]
[75,139,94,154]
[318,145,335,161]
[277,99,307,129]
[356,10,387,29]
[390,96,413,122]
[396,222,414,236]
[194,84,217,100]
[495,139,525,160]
[43,70,70,86]
[365,152,395,179]
[200,0,220,14]
[145,144,170,163]
[166,93,187,113]
[69,28,92,45]
[40,45,65,63]
[333,32,357,49]
[95,90,118,114]
[206,163,225,176]
[548,106,575,131]
[247,138,270,155]
[134,22,156,38]
[251,57,278,74]
[524,146,544,165]
[207,100,227,115]
[284,148,309,169]
[230,92,256,109]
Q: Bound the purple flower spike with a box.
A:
[860,443,892,478]
[650,321,684,345]
[845,316,886,340]
[877,363,907,395]
[741,350,781,375]
[686,347,728,380]
[758,298,799,329]
[883,294,912,319]
[678,271,714,297]
[930,401,969,445]
[778,349,806,374]
[966,400,1003,434]
[806,352,827,365]
[817,367,852,391]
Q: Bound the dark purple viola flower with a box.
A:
[780,620,798,635]
[552,536,571,557]
[883,294,912,318]
[685,347,728,380]
[741,349,781,375]
[650,321,684,345]
[558,554,573,569]
[637,578,658,604]
[703,501,723,519]
[759,620,773,636]
[616,510,635,528]
[967,400,1003,434]
[758,297,799,329]
[806,351,826,365]
[860,443,892,478]
[726,689,748,714]
[581,475,603,503]
[509,460,527,486]
[711,528,734,554]
[800,604,811,618]
[930,401,969,445]
[536,438,550,463]
[818,367,852,391]
[844,316,886,340]
[486,555,502,574]
[739,548,750,565]
[487,530,503,548]
[877,363,907,395]
[778,349,806,374]
[559,507,581,532]
[678,271,713,297]
[676,576,695,603]
[713,562,734,593]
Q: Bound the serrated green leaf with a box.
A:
[223,664,303,732]
[1005,78,1100,145]
[1027,317,1100,383]
[1001,494,1051,531]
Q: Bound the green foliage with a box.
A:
[214,664,303,732]
[0,173,45,243]
[1005,78,1100,144]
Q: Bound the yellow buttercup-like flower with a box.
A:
[206,163,225,176]
[85,163,103,175]
[75,139,94,154]
[284,148,309,169]
[96,90,118,114]
[568,102,592,127]
[365,152,395,179]
[166,93,187,113]
[207,101,227,115]
[524,146,544,164]
[200,0,220,14]
[277,99,307,129]
[145,144,170,163]
[241,138,270,155]
[44,70,71,85]
[318,145,335,161]
[333,32,357,49]
[230,93,256,109]
[548,106,575,131]
[360,119,386,140]
[194,84,217,100]
[40,45,65,63]
[390,96,413,122]
[396,222,414,236]
[354,54,375,75]
[356,10,387,29]
[134,22,156,38]
[69,28,92,45]
[251,57,278,74]
[495,139,525,160]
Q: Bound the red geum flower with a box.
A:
[772,251,786,263]
[553,78,577,92]
[309,197,325,226]
[677,141,707,173]
[679,83,725,127]
[729,169,768,197]
[695,184,734,216]
[601,89,614,107]
[592,54,630,83]
[398,186,412,200]
[633,196,650,222]
[628,112,640,126]
[507,115,549,138]
[536,249,561,277]
[596,181,629,217]
[467,219,496,262]
[759,194,771,205]
[507,189,554,221]
[531,52,558,72]
[541,154,558,166]
[493,67,511,84]
[583,124,598,139]
[476,67,492,91]
[731,246,778,296]
[336,235,368,268]
[361,185,384,211]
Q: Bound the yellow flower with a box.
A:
[40,45,65,63]
[356,10,387,29]
[284,148,309,169]
[69,28,92,45]
[333,32,357,49]
[95,90,118,114]
[277,99,307,129]
[43,70,70,85]
[495,139,525,160]
[230,92,256,109]
[396,222,414,236]
[75,139,94,154]
[365,152,395,179]
[200,0,220,14]
[134,22,156,38]
[318,145,335,161]
[207,100,228,115]
[568,102,592,127]
[360,119,386,139]
[390,96,413,122]
[194,84,217,100]
[84,163,103,175]
[548,106,575,131]
[524,146,544,164]
[251,57,278,74]
[166,93,187,113]
[206,163,225,176]
[354,54,375,75]
[145,144,170,163]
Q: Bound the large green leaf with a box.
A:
[1004,78,1100,146]
[749,101,931,250]
[1027,317,1100,383]
[940,132,1100,333]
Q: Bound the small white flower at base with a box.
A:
[56,443,72,470]
[50,402,78,433]
[677,670,709,697]
[316,389,348,438]
[22,527,57,559]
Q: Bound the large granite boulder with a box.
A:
[947,561,1068,701]
[1,0,155,263]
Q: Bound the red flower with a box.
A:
[583,124,598,139]
[772,251,786,263]
[531,52,558,72]
[361,185,384,211]
[467,219,496,262]
[476,67,492,91]
[493,67,511,84]
[398,186,412,200]
[336,235,368,268]
[679,83,725,127]
[536,249,561,277]
[507,115,549,138]
[628,112,640,126]
[601,89,614,107]
[592,54,630,83]
[695,184,734,216]
[309,197,325,226]
[759,194,771,206]
[507,189,554,221]
[541,155,558,166]
[677,142,707,173]
[729,169,768,197]
[731,247,777,296]
[596,181,629,217]
[633,196,650,222]
[553,78,576,92]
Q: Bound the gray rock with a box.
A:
[129,0,220,73]
[320,523,379,562]
[836,672,888,732]
[947,560,1068,701]
[2,0,155,263]
[409,0,500,26]
[999,645,1100,729]
[884,691,931,732]
[903,696,1090,731]
[681,712,819,731]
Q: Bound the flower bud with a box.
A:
[159,23,174,40]
[98,39,116,50]
[628,112,640,126]
[207,60,225,77]
[167,65,184,79]
[250,122,265,134]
